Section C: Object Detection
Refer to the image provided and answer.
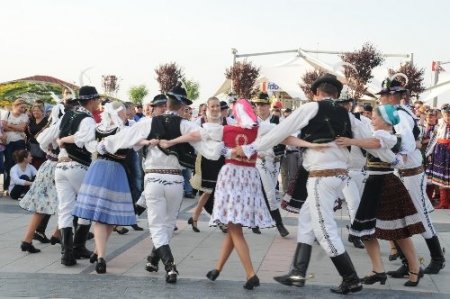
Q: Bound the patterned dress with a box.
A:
[210,125,274,229]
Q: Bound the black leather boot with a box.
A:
[330,252,362,294]
[60,228,76,266]
[157,244,179,283]
[274,243,311,287]
[145,246,160,272]
[387,242,409,278]
[270,209,289,237]
[73,224,93,259]
[424,236,446,274]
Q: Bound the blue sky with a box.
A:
[1,0,449,103]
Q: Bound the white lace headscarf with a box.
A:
[98,101,125,131]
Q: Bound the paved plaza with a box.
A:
[0,196,449,298]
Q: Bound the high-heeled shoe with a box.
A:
[388,248,399,261]
[218,223,227,233]
[96,258,106,274]
[20,241,41,253]
[243,275,260,290]
[90,253,98,264]
[361,271,387,285]
[50,235,60,245]
[188,217,200,233]
[33,231,50,244]
[206,269,220,281]
[251,227,261,234]
[404,270,421,287]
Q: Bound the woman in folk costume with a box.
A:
[19,104,66,253]
[188,96,227,233]
[426,103,450,209]
[336,104,425,287]
[159,99,326,290]
[73,101,136,274]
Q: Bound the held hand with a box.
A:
[335,137,352,147]
[56,138,64,148]
[158,139,172,149]
[231,146,245,159]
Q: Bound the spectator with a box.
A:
[26,103,48,169]
[362,103,373,119]
[2,98,29,190]
[133,104,144,122]
[124,102,136,126]
[9,149,37,200]
[198,103,206,118]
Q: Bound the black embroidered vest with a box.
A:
[59,111,92,166]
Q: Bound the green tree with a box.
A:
[183,79,200,101]
[128,85,149,105]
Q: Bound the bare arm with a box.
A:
[57,135,75,147]
[159,131,202,149]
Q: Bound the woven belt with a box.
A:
[145,169,182,175]
[309,168,348,177]
[398,166,424,177]
[58,157,72,163]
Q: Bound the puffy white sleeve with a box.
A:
[180,120,224,161]
[366,130,400,165]
[37,119,61,152]
[394,110,416,154]
[103,118,152,154]
[74,117,97,153]
[373,130,398,149]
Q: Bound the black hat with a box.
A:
[252,92,271,104]
[166,82,192,106]
[76,86,100,101]
[284,108,292,113]
[311,74,343,94]
[377,78,406,95]
[151,94,167,106]
[220,101,229,110]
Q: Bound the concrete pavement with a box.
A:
[0,195,449,298]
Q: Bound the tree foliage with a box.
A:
[128,85,149,105]
[299,69,326,100]
[155,62,184,93]
[183,79,200,101]
[388,63,425,96]
[0,81,63,104]
[340,42,384,98]
[225,61,260,99]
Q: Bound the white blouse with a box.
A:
[9,163,37,192]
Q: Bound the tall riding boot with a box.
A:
[146,246,160,272]
[424,235,446,274]
[73,224,93,259]
[274,243,311,287]
[270,209,289,237]
[387,241,409,278]
[330,252,362,294]
[157,244,179,283]
[60,227,76,266]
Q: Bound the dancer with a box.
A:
[73,101,136,274]
[336,104,425,287]
[19,104,65,253]
[55,86,99,266]
[238,74,363,294]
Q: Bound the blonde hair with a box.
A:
[12,98,27,107]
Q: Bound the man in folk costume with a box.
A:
[251,92,289,237]
[238,74,363,294]
[55,86,100,266]
[379,77,446,276]
[334,94,372,249]
[98,83,212,283]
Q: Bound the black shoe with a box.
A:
[387,264,408,278]
[424,258,446,274]
[50,236,60,245]
[60,227,77,266]
[145,262,159,272]
[20,241,41,253]
[188,217,200,233]
[131,224,144,231]
[361,271,387,285]
[96,258,107,274]
[90,253,98,264]
[330,275,362,294]
[388,249,399,261]
[165,264,179,283]
[274,273,306,287]
[174,226,178,231]
[423,236,446,274]
[145,246,160,272]
[252,227,261,234]
[347,233,364,249]
[404,270,421,287]
[33,231,50,244]
[73,246,93,259]
[243,275,260,290]
[206,269,220,281]
[114,226,129,235]
[276,224,289,237]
